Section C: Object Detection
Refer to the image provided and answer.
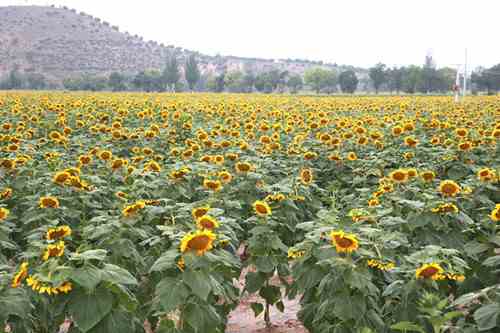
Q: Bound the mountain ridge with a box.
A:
[0,5,359,86]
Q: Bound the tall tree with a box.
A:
[387,67,403,93]
[162,56,180,91]
[185,54,200,91]
[108,72,127,91]
[401,65,422,94]
[472,64,500,95]
[369,63,387,94]
[286,74,303,94]
[338,70,358,94]
[304,68,329,94]
[420,55,438,93]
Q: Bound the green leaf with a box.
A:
[276,300,285,313]
[183,269,212,300]
[259,285,281,305]
[70,250,108,262]
[155,277,189,312]
[101,264,137,285]
[255,256,275,273]
[245,271,267,293]
[70,265,102,290]
[474,304,500,331]
[68,287,114,332]
[86,310,135,333]
[149,249,178,272]
[482,255,500,267]
[391,321,425,333]
[250,302,264,317]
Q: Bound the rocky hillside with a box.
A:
[0,5,355,84]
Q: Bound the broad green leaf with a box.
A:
[101,264,137,285]
[183,269,212,300]
[391,321,425,333]
[474,304,500,331]
[68,287,113,332]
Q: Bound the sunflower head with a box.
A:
[299,168,313,185]
[196,215,220,230]
[46,226,72,241]
[180,230,216,256]
[39,196,60,209]
[415,263,444,280]
[438,180,461,197]
[389,169,409,183]
[420,170,435,182]
[253,200,271,217]
[0,207,9,221]
[491,204,500,222]
[203,179,222,192]
[330,230,359,253]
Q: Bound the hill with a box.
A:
[0,5,356,86]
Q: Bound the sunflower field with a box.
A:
[0,92,499,333]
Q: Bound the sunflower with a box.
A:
[406,168,418,178]
[420,170,435,182]
[389,169,409,183]
[11,262,29,288]
[0,187,12,199]
[218,170,233,183]
[144,160,161,173]
[415,263,444,280]
[235,162,252,173]
[122,200,146,217]
[42,241,65,261]
[299,168,313,185]
[98,150,112,161]
[78,154,92,165]
[253,200,271,216]
[431,203,459,214]
[330,231,359,253]
[477,168,497,182]
[46,226,72,240]
[0,207,9,221]
[196,215,220,230]
[53,171,71,185]
[304,151,318,160]
[404,136,419,147]
[491,204,500,222]
[438,180,461,197]
[180,230,216,256]
[347,152,357,161]
[39,196,60,209]
[203,179,222,192]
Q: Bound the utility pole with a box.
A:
[454,65,461,103]
[463,48,467,98]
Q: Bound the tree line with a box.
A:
[1,55,499,94]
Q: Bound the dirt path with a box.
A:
[226,293,307,333]
[226,267,308,333]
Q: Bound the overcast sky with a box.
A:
[3,0,499,68]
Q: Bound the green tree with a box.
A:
[322,70,338,94]
[162,56,180,91]
[387,67,403,93]
[286,74,303,94]
[26,73,47,90]
[304,68,329,94]
[185,54,200,91]
[338,70,358,94]
[224,71,245,93]
[472,64,500,94]
[401,65,422,94]
[108,72,127,91]
[369,63,387,93]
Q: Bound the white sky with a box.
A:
[2,0,499,68]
